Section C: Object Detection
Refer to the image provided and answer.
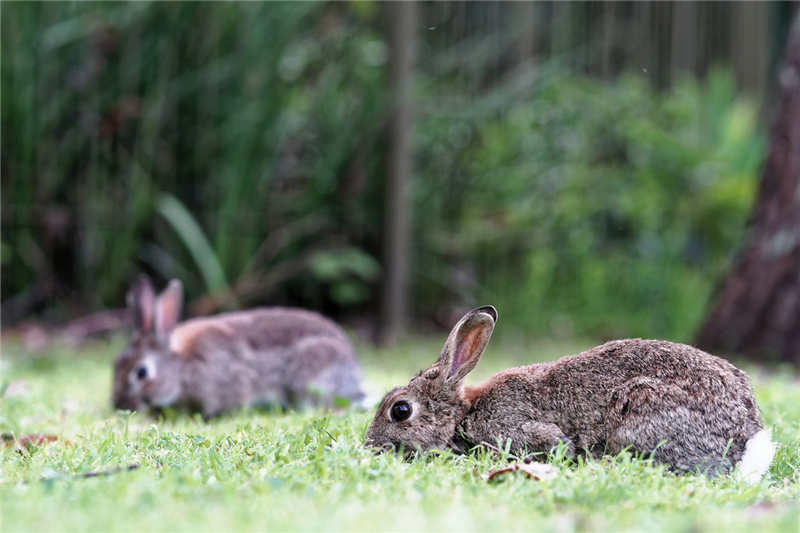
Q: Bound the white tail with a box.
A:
[736,429,775,483]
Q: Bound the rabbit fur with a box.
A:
[365,306,773,478]
[113,276,364,417]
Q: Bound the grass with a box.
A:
[1,336,799,532]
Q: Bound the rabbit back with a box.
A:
[593,340,761,473]
[169,307,349,357]
[462,339,764,474]
[170,308,363,416]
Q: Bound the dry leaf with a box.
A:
[3,433,64,454]
[484,461,558,482]
[18,434,59,447]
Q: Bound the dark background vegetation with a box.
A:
[2,2,797,352]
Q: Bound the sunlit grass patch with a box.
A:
[1,338,799,532]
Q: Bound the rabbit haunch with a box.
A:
[113,276,364,417]
[365,306,773,479]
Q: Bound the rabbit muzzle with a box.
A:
[113,393,144,412]
[364,440,396,454]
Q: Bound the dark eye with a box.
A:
[135,366,148,380]
[390,401,412,422]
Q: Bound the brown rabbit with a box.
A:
[113,276,365,417]
[365,306,774,480]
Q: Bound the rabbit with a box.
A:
[112,275,365,417]
[365,306,774,480]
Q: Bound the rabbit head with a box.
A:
[365,305,496,455]
[112,276,184,411]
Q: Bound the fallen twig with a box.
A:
[2,308,129,350]
[78,464,140,479]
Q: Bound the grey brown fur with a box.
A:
[365,306,764,475]
[113,276,364,417]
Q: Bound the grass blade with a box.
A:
[156,193,228,293]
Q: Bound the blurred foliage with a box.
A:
[414,70,763,341]
[2,2,763,341]
[2,2,387,317]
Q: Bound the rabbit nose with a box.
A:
[114,397,133,410]
[113,394,138,411]
[372,442,396,455]
[363,437,392,453]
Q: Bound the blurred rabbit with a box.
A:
[365,306,774,480]
[113,275,365,417]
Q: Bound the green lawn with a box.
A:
[1,337,799,532]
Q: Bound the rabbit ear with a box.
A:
[127,275,156,334]
[437,305,497,385]
[155,279,183,337]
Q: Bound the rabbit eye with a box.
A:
[135,366,148,380]
[390,401,412,422]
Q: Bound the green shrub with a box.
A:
[414,70,762,341]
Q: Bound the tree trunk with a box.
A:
[696,12,800,365]
[378,1,417,346]
[730,2,770,99]
[600,3,616,79]
[513,1,537,67]
[670,1,697,79]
